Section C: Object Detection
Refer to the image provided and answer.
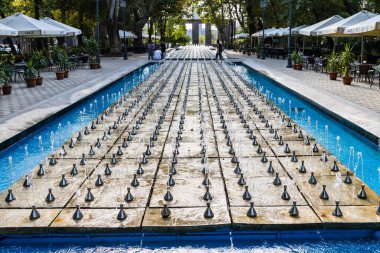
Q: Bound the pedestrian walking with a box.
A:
[215,39,224,60]
[147,39,155,60]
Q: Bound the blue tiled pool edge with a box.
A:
[0,62,155,153]
[240,62,380,149]
[0,229,379,244]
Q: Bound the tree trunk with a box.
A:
[148,19,154,41]
[245,0,256,35]
[106,0,121,54]
[160,17,167,42]
[107,19,122,54]
[133,9,146,53]
[342,0,354,15]
[34,0,44,50]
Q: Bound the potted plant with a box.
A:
[291,51,302,70]
[338,44,355,85]
[24,59,38,88]
[31,50,47,85]
[85,37,100,69]
[326,51,339,80]
[52,46,65,80]
[0,61,13,95]
[291,51,297,69]
[60,51,70,78]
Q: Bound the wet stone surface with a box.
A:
[0,58,379,234]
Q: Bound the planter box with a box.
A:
[36,76,43,86]
[2,85,12,95]
[90,63,99,69]
[343,76,353,85]
[328,72,338,80]
[56,71,65,80]
[26,78,37,88]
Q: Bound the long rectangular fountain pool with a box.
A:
[0,59,379,252]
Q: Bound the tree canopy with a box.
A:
[0,0,379,52]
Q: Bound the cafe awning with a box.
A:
[0,13,65,37]
[344,14,380,37]
[40,17,82,36]
[317,10,377,36]
[299,15,343,36]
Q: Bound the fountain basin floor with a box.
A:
[0,57,379,235]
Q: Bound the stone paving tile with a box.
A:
[226,50,380,114]
[0,56,146,121]
[0,55,151,145]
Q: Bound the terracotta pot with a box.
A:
[26,78,37,88]
[90,63,98,69]
[64,70,69,78]
[36,76,43,86]
[292,64,297,70]
[342,76,353,85]
[256,54,261,59]
[2,85,12,95]
[56,71,65,80]
[328,72,338,80]
[296,64,303,70]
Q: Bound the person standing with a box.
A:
[147,39,155,60]
[160,41,166,59]
[215,39,224,60]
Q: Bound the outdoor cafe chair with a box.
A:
[370,65,379,88]
[356,64,372,83]
[12,64,26,83]
[306,57,315,70]
[314,58,327,73]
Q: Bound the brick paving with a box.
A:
[227,50,380,114]
[0,54,150,145]
[0,55,148,122]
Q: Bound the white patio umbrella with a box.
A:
[142,32,160,40]
[0,13,65,37]
[234,33,250,39]
[291,25,308,35]
[278,25,308,50]
[119,30,137,39]
[344,14,380,62]
[299,15,343,36]
[0,23,18,36]
[317,10,377,36]
[318,10,377,61]
[344,14,380,36]
[40,17,82,36]
[252,28,277,37]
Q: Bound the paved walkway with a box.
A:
[0,54,149,146]
[227,50,380,113]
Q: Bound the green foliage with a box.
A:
[0,61,13,85]
[0,54,15,64]
[31,50,47,76]
[24,59,38,80]
[338,44,355,77]
[291,51,302,64]
[85,37,100,64]
[51,46,69,70]
[58,51,69,71]
[52,45,63,63]
[326,51,340,73]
